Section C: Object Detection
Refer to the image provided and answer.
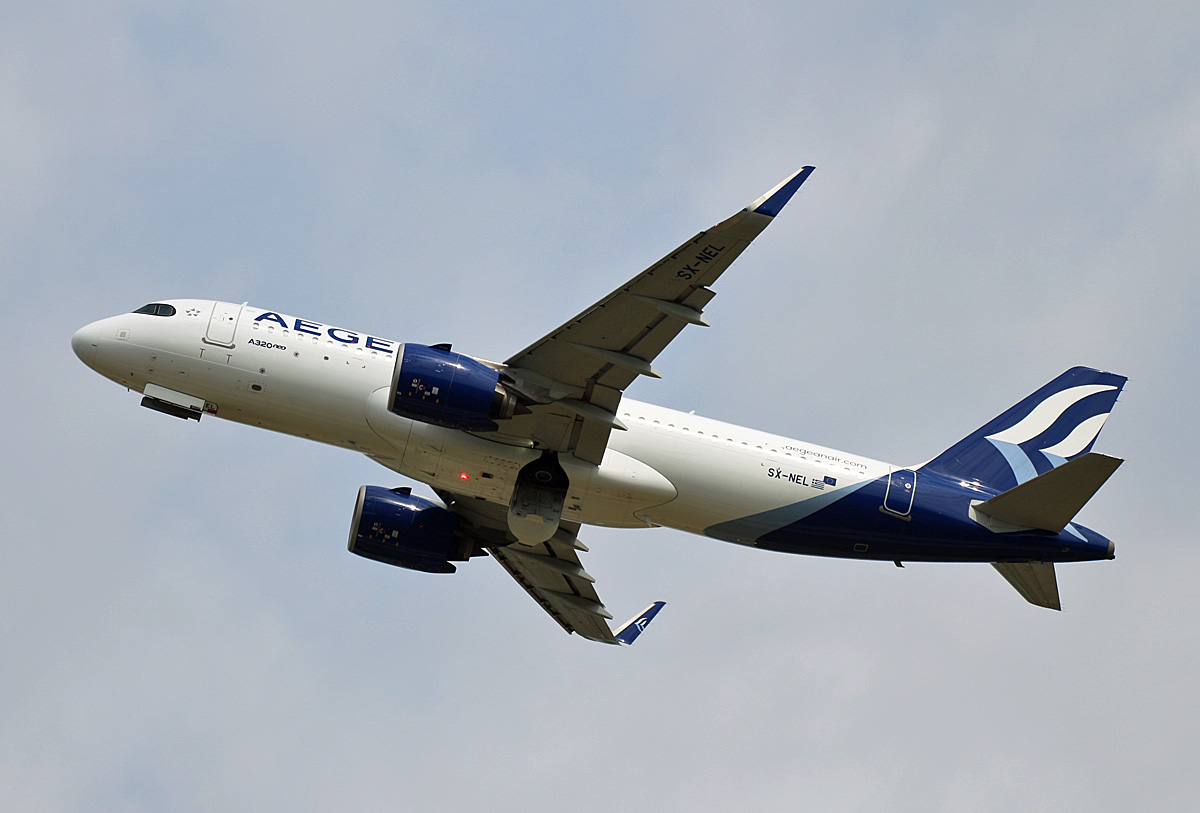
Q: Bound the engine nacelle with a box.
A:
[347,486,465,573]
[388,343,519,432]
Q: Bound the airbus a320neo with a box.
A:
[73,168,1125,644]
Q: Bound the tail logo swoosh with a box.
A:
[986,384,1118,485]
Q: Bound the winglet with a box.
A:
[613,601,666,645]
[751,166,816,217]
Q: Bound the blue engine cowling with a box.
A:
[389,343,519,432]
[347,486,465,573]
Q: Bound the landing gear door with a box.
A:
[883,468,916,517]
[206,302,242,347]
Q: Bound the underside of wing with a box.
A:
[437,490,624,644]
[489,526,617,644]
[494,167,815,464]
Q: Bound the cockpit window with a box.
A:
[133,303,177,317]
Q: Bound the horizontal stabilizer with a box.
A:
[973,452,1123,533]
[614,601,666,646]
[992,562,1061,610]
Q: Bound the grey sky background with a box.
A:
[3,1,1198,810]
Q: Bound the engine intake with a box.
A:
[347,486,466,573]
[389,343,519,432]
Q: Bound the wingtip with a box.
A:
[613,600,667,646]
[751,166,816,217]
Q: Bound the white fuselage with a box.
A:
[73,300,892,541]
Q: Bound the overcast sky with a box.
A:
[3,1,1198,810]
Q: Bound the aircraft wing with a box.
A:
[489,524,616,643]
[436,489,659,644]
[496,167,815,465]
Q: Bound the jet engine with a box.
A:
[388,343,520,432]
[347,486,469,573]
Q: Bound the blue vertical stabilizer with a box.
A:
[921,367,1126,493]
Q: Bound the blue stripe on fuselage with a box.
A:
[704,479,876,545]
[706,471,1113,564]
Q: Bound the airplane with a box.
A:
[71,167,1126,644]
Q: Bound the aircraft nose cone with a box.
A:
[1107,539,1116,559]
[72,322,100,366]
